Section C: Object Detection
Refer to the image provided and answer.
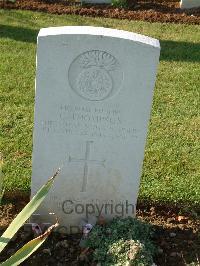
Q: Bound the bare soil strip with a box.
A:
[0,0,200,24]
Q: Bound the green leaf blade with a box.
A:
[0,169,60,253]
[1,223,58,266]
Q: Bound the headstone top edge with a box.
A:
[38,26,160,49]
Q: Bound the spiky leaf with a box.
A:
[0,169,60,253]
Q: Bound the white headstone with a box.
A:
[31,26,160,233]
[180,0,200,9]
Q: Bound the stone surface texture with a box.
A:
[180,0,200,9]
[31,26,160,231]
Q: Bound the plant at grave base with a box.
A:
[186,256,200,266]
[0,169,60,266]
[186,261,200,266]
[111,0,128,9]
[86,217,156,265]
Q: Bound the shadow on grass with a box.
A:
[0,24,38,43]
[160,40,200,62]
[0,24,200,63]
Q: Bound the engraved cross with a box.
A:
[69,141,105,192]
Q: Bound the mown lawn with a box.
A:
[0,9,199,207]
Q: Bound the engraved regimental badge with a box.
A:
[68,50,123,101]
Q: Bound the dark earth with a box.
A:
[0,0,200,24]
[0,194,200,265]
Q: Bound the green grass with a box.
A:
[0,9,199,207]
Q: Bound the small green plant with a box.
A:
[86,217,155,265]
[0,169,60,266]
[111,0,128,8]
[186,256,200,266]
